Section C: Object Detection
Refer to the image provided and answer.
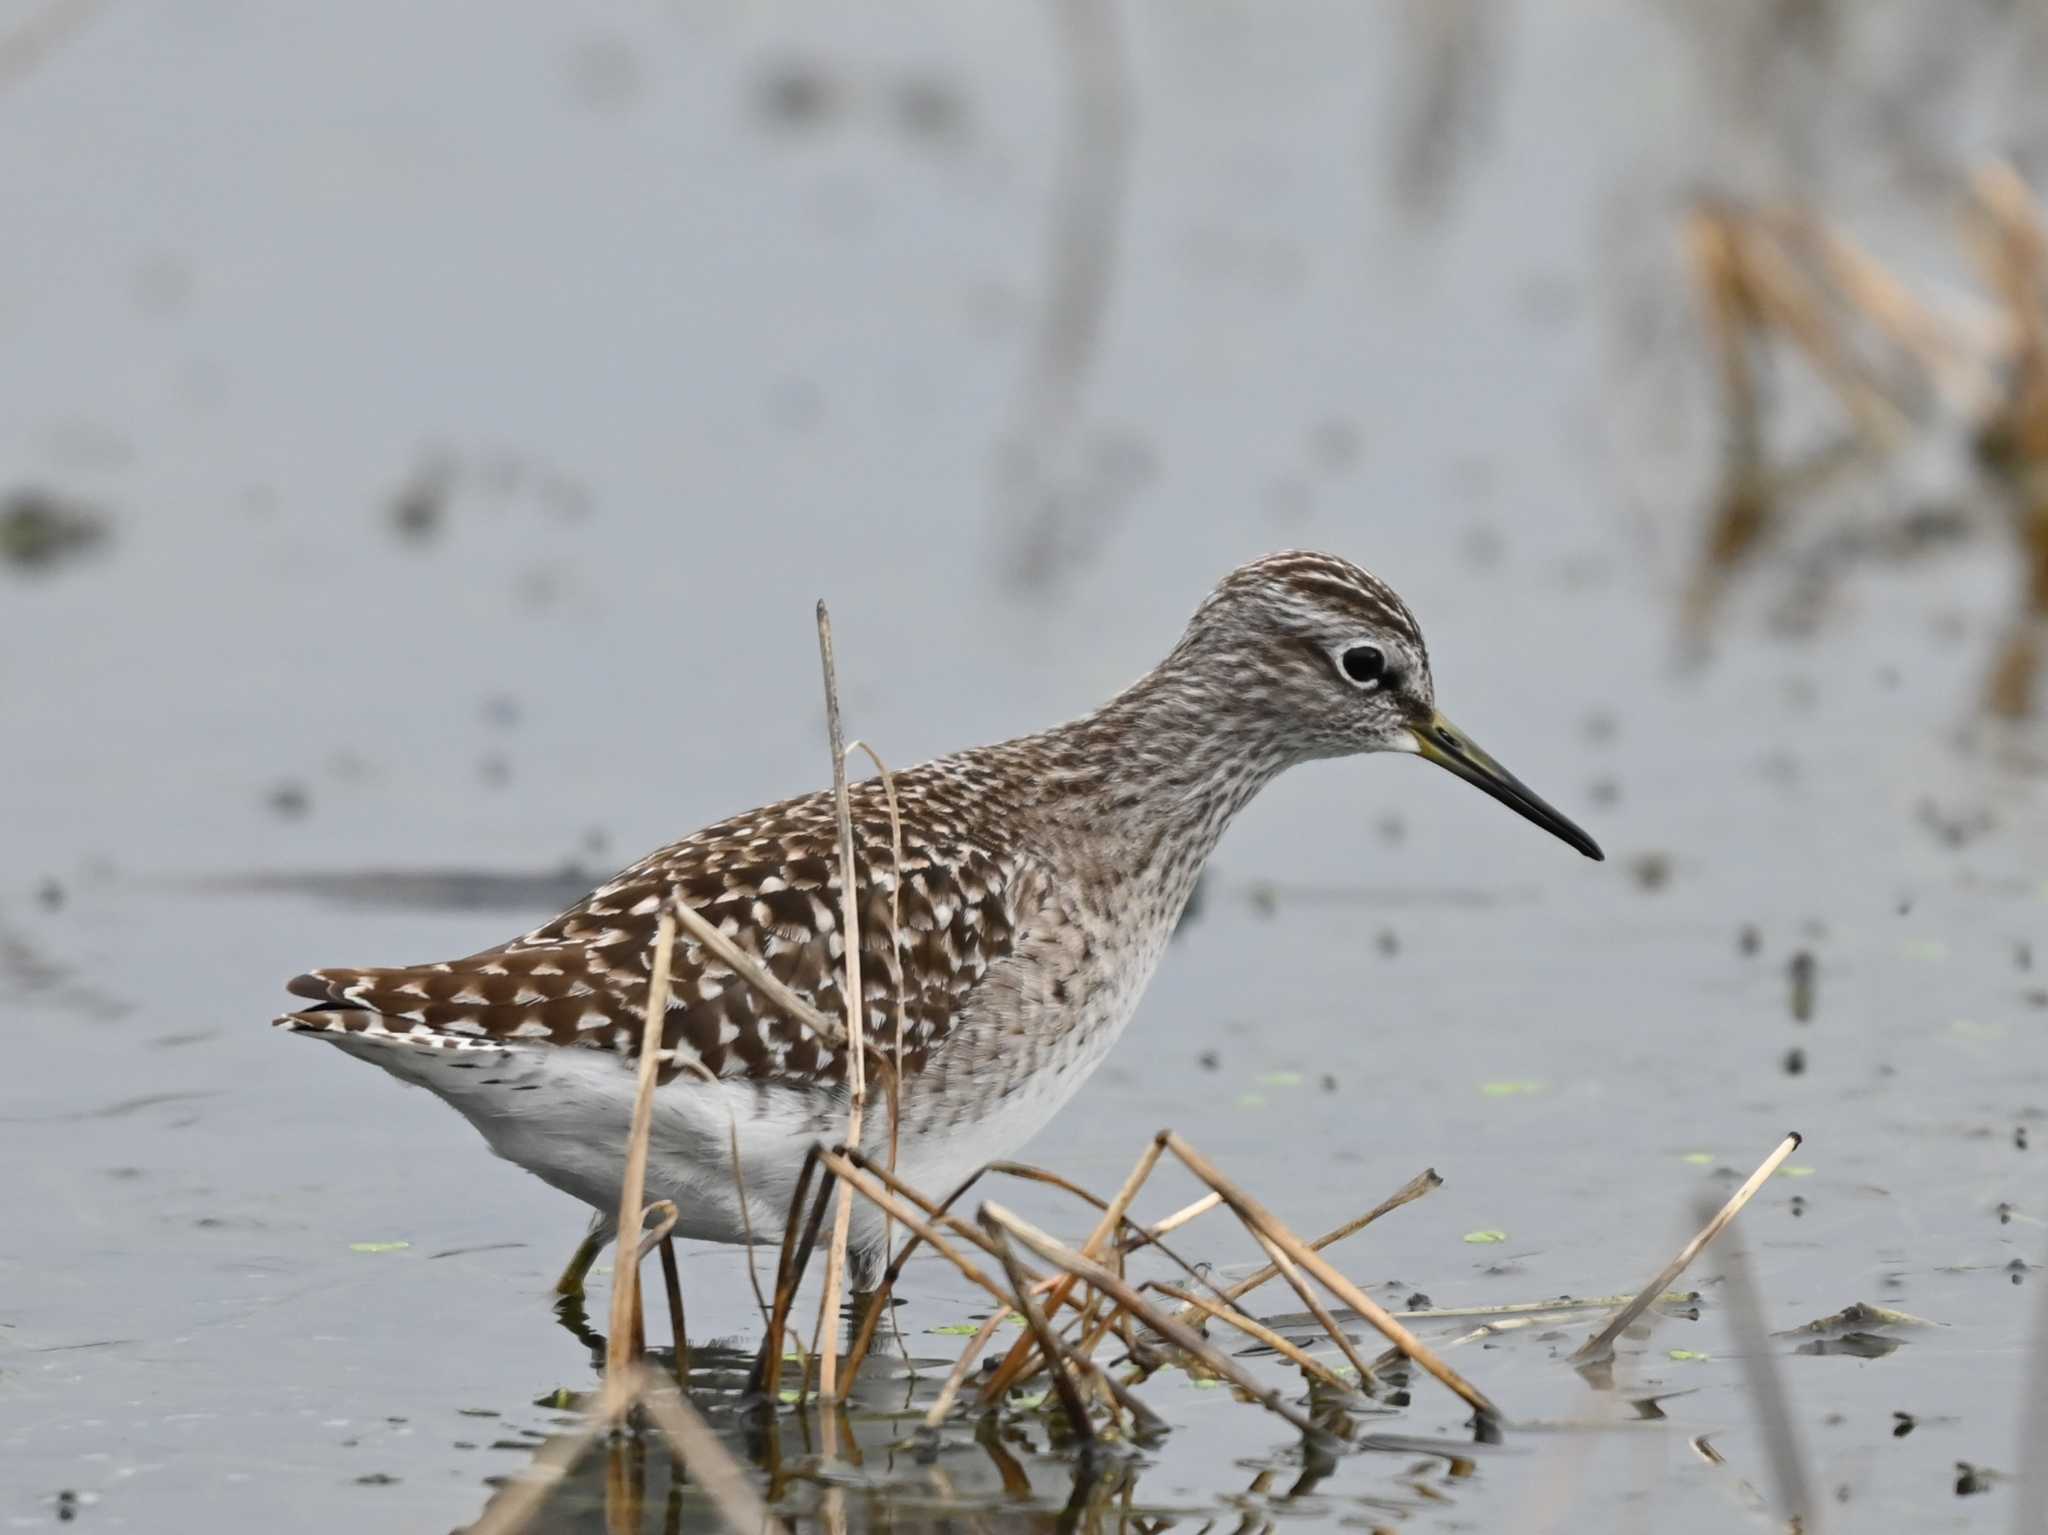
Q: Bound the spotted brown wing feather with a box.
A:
[279,774,1034,1086]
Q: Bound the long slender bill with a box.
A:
[1409,710,1604,861]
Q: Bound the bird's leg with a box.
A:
[847,1287,884,1351]
[658,1236,689,1373]
[554,1211,615,1298]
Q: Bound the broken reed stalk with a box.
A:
[983,1137,1167,1397]
[1151,1283,1356,1391]
[631,1367,793,1535]
[603,1437,642,1535]
[1572,1131,1802,1363]
[1243,1224,1379,1387]
[1128,1191,1222,1245]
[978,1200,1328,1441]
[921,1308,1017,1429]
[844,739,906,1358]
[818,1149,1015,1309]
[1159,1132,1499,1424]
[472,1355,787,1535]
[465,1417,605,1535]
[751,1146,828,1397]
[839,1160,1004,1384]
[1180,1167,1441,1324]
[602,912,678,1421]
[980,1216,1096,1449]
[666,892,846,1052]
[814,600,868,1408]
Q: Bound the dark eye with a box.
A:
[1339,645,1386,686]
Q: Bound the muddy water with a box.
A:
[3,2,2046,1530]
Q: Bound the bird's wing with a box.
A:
[277,775,1038,1086]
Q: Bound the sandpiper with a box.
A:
[277,551,1601,1294]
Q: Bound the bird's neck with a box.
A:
[1013,654,1296,875]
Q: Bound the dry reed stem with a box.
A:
[978,1200,1327,1441]
[603,912,677,1421]
[1151,1283,1357,1391]
[1795,211,1992,411]
[752,1147,827,1396]
[920,1308,1016,1429]
[1196,1167,1441,1319]
[1160,1133,1499,1424]
[664,894,846,1052]
[633,1367,792,1535]
[1244,1225,1378,1387]
[814,600,866,1408]
[844,739,906,1358]
[631,1200,678,1264]
[603,1437,642,1535]
[816,1150,1013,1307]
[1130,1191,1221,1245]
[1731,214,1909,444]
[983,1138,1166,1397]
[1392,1292,1686,1322]
[463,1416,604,1535]
[981,1217,1096,1448]
[838,1161,1004,1383]
[1572,1131,1802,1363]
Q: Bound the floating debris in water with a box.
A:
[890,74,968,146]
[1788,949,1817,1021]
[753,57,839,133]
[1628,851,1673,891]
[1954,1462,2004,1496]
[1,488,106,574]
[388,453,454,544]
[1462,1229,1508,1244]
[264,781,311,819]
[1795,1331,1900,1358]
[349,1240,411,1254]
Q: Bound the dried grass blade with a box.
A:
[980,1216,1095,1446]
[982,1138,1165,1397]
[814,599,866,1405]
[979,1200,1327,1441]
[1244,1224,1377,1387]
[1573,1132,1802,1364]
[818,1150,1012,1307]
[604,912,677,1420]
[665,896,846,1051]
[1161,1133,1498,1424]
[1200,1167,1440,1316]
[1151,1283,1356,1392]
[921,1309,1014,1429]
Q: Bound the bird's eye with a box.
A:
[1339,645,1386,687]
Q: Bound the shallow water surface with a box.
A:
[3,2,2046,1531]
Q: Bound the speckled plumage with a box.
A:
[275,551,1591,1277]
